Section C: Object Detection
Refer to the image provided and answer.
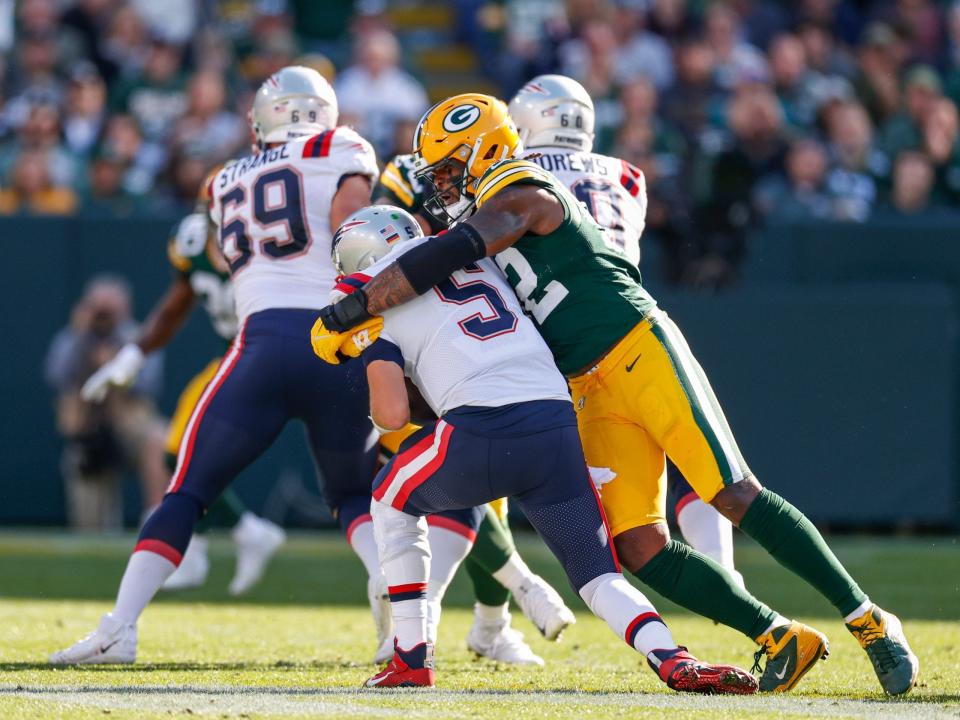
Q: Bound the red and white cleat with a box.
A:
[364,641,436,689]
[649,647,758,695]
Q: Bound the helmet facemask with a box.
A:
[415,154,477,227]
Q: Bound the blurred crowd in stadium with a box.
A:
[2,0,960,286]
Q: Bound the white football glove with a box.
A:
[80,343,146,403]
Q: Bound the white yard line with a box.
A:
[3,685,956,720]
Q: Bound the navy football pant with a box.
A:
[372,400,620,592]
[141,309,377,558]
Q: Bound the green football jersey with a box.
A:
[475,158,657,375]
[374,154,447,234]
[168,212,238,343]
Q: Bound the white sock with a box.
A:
[761,614,792,636]
[843,599,873,624]
[347,515,381,579]
[578,573,675,654]
[491,551,536,594]
[676,497,745,588]
[371,500,430,649]
[113,549,177,624]
[475,602,510,625]
[425,523,473,644]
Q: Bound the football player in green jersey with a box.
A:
[82,166,286,596]
[313,94,919,696]
[373,155,577,665]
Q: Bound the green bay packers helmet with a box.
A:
[250,66,338,149]
[508,74,595,152]
[332,205,424,276]
[412,93,522,224]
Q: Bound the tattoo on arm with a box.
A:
[363,263,418,315]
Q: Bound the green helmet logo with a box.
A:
[442,104,481,133]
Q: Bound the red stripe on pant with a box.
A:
[426,515,477,542]
[587,465,621,573]
[372,429,437,503]
[346,513,372,544]
[168,323,247,494]
[391,423,454,510]
[134,539,183,566]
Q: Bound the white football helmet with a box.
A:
[250,66,338,149]
[508,74,595,152]
[332,205,423,276]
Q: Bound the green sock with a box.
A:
[465,555,511,606]
[196,489,247,533]
[464,507,515,607]
[739,488,867,617]
[634,539,777,640]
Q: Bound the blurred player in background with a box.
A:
[374,160,575,666]
[509,75,744,588]
[51,66,384,665]
[323,205,757,694]
[79,170,286,596]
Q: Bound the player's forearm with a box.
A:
[362,264,419,315]
[366,359,411,432]
[321,225,486,331]
[136,282,195,353]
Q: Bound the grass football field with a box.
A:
[0,530,957,719]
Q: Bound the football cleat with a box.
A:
[364,641,435,688]
[753,621,829,692]
[161,534,209,591]
[648,647,758,694]
[512,575,576,641]
[369,574,395,664]
[846,604,919,695]
[228,513,286,596]
[49,613,136,665]
[467,613,545,666]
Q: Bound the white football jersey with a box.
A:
[333,238,570,418]
[528,148,647,266]
[210,126,378,320]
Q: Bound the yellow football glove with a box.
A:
[310,315,383,365]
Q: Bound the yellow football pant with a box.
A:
[165,357,222,457]
[568,310,750,538]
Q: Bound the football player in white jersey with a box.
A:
[509,74,745,588]
[50,67,385,665]
[320,205,757,694]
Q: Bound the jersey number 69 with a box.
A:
[219,166,312,274]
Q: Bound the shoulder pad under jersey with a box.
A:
[376,154,418,209]
[474,158,556,209]
[169,212,210,273]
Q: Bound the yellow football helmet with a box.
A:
[412,93,522,223]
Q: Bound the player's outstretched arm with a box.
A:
[366,359,410,433]
[321,185,563,331]
[136,276,196,353]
